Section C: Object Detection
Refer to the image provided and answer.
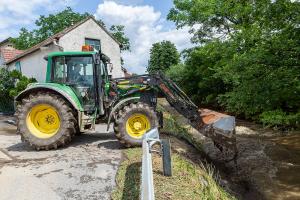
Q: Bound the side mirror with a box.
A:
[108,63,113,73]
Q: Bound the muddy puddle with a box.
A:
[202,120,300,200]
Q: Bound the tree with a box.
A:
[166,42,233,107]
[110,25,131,66]
[168,0,300,44]
[147,40,180,73]
[11,8,130,54]
[167,0,300,128]
[110,25,130,52]
[11,7,90,50]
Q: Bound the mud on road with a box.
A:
[0,115,122,200]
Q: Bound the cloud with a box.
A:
[0,0,76,40]
[95,1,193,74]
[109,0,144,5]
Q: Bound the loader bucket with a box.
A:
[198,109,236,150]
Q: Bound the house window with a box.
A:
[85,38,101,51]
[15,61,21,72]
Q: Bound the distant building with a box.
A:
[3,16,124,81]
[0,38,23,67]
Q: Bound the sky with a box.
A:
[0,0,193,73]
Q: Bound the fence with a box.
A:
[140,128,172,200]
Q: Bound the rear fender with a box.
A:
[15,84,84,112]
[15,84,89,131]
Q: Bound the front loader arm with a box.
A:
[149,73,236,151]
[112,73,237,152]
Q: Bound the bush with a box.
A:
[166,42,232,108]
[0,68,36,113]
[259,110,300,129]
[166,38,300,128]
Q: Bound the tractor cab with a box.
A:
[44,47,111,114]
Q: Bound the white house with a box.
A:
[4,16,124,81]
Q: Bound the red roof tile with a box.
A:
[0,48,24,62]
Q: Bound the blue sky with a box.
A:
[0,0,192,73]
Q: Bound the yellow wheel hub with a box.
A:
[126,113,150,139]
[26,104,61,139]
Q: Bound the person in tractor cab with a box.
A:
[70,63,84,82]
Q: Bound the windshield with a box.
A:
[53,56,93,84]
[52,55,96,111]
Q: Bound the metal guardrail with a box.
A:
[141,128,172,200]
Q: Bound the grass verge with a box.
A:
[111,146,235,200]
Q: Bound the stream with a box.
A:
[202,120,300,200]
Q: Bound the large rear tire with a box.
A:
[16,92,77,150]
[114,102,158,147]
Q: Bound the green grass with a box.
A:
[111,148,235,200]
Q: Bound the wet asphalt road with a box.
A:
[0,116,122,200]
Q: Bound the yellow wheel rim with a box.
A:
[26,104,61,139]
[126,113,151,139]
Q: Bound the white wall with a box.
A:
[0,56,4,66]
[59,18,123,78]
[7,44,60,82]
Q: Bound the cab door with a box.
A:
[96,60,106,116]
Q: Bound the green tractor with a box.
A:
[15,47,237,152]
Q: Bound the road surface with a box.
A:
[0,115,122,200]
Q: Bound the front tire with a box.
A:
[16,92,77,150]
[114,102,158,147]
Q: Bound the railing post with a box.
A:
[140,128,160,200]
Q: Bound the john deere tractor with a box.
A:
[15,46,236,152]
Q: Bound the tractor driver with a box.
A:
[70,63,84,82]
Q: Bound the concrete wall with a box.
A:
[59,18,123,78]
[7,44,60,82]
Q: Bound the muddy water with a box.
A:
[203,120,300,200]
[263,134,300,200]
